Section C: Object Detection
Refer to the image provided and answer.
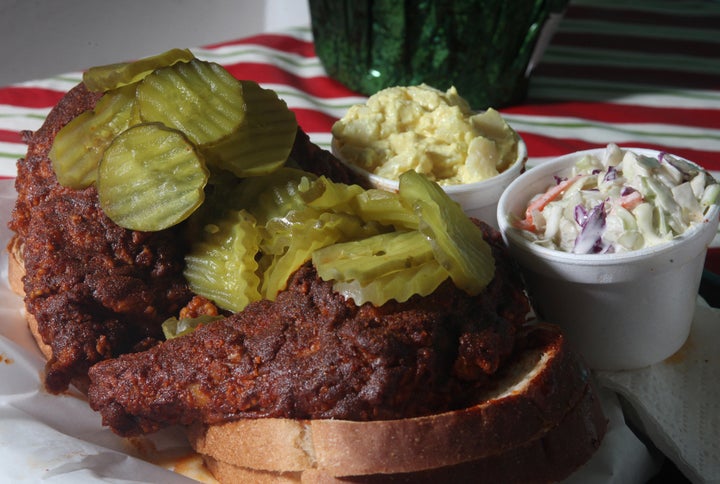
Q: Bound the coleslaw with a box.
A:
[515,144,720,254]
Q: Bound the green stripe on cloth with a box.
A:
[529,77,720,104]
[272,89,360,112]
[502,116,720,152]
[541,47,720,75]
[505,116,720,138]
[557,18,720,43]
[570,0,720,16]
[196,48,325,69]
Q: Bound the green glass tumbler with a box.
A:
[309,0,568,109]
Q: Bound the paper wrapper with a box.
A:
[597,300,720,483]
[0,179,661,483]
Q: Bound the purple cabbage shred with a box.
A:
[603,166,618,182]
[573,201,608,254]
[574,204,588,225]
[621,186,637,197]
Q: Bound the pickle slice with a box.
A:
[333,260,449,306]
[261,210,377,299]
[184,209,262,312]
[233,168,315,224]
[262,236,329,300]
[49,84,137,189]
[353,188,420,230]
[137,61,297,177]
[97,122,209,231]
[162,314,222,340]
[137,59,246,147]
[263,208,383,255]
[398,170,495,295]
[312,230,436,285]
[83,48,195,92]
[301,176,364,213]
[204,80,298,177]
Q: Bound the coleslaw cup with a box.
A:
[497,148,720,370]
[333,136,528,229]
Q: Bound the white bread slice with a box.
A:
[200,381,606,483]
[188,323,598,478]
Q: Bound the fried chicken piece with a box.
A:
[10,83,193,393]
[9,84,367,395]
[88,226,530,437]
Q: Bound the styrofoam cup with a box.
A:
[497,148,720,370]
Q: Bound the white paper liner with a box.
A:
[597,301,720,484]
[0,179,661,482]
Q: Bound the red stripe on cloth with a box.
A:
[0,87,65,108]
[0,129,25,144]
[504,101,720,131]
[222,62,360,99]
[205,33,316,58]
[292,108,338,134]
[519,132,720,172]
[517,132,596,159]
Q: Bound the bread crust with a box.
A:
[188,324,599,477]
[201,382,606,483]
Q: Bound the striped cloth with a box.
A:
[0,0,718,263]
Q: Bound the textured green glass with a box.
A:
[309,0,569,109]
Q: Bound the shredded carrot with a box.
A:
[514,174,583,231]
[619,190,643,210]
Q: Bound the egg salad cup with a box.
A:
[332,137,527,229]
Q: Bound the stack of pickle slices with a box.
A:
[48,50,495,332]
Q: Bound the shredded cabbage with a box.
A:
[516,144,719,254]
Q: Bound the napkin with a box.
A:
[597,299,720,484]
